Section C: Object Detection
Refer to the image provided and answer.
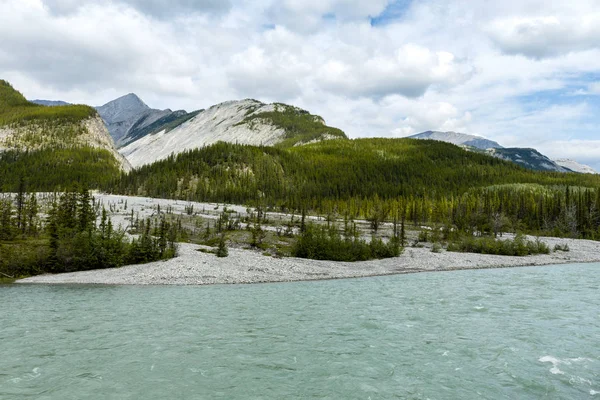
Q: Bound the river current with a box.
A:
[1,263,599,399]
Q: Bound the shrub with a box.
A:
[293,224,402,262]
[447,234,550,256]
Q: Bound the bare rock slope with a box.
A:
[120,99,346,168]
[553,159,597,174]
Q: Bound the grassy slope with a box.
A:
[237,104,348,148]
[0,80,95,126]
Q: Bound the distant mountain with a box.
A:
[31,99,70,106]
[484,148,571,172]
[553,159,598,174]
[96,93,176,147]
[408,130,590,173]
[120,99,347,168]
[0,80,130,191]
[409,131,503,150]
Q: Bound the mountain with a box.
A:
[409,131,503,149]
[0,80,130,191]
[119,99,347,168]
[408,130,585,173]
[120,108,202,147]
[96,93,175,146]
[484,148,570,172]
[553,159,598,174]
[31,99,70,106]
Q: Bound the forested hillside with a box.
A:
[0,80,128,191]
[109,139,600,239]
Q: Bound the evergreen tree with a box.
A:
[216,234,228,257]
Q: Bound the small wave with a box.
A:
[539,356,565,375]
[570,376,592,386]
[591,390,599,396]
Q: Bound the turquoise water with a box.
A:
[1,264,599,399]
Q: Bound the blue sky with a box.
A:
[0,0,599,169]
[370,0,412,26]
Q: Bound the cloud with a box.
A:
[227,46,311,99]
[589,82,600,94]
[267,0,389,32]
[537,140,600,171]
[391,101,473,136]
[487,15,600,58]
[1,0,600,171]
[0,0,217,100]
[42,0,231,18]
[316,44,471,98]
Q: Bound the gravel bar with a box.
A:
[17,236,600,286]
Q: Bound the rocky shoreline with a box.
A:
[17,235,600,286]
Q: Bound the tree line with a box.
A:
[107,140,600,240]
[0,184,177,277]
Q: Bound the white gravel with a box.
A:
[17,236,600,286]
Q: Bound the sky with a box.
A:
[0,0,599,169]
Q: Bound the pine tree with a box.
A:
[15,177,26,233]
[78,188,95,233]
[25,193,38,236]
[216,234,228,257]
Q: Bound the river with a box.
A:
[1,263,599,399]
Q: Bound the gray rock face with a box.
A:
[409,131,504,150]
[486,148,571,172]
[553,159,598,174]
[96,93,173,147]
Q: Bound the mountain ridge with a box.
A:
[119,98,347,168]
[553,159,597,174]
[409,131,503,150]
[409,130,585,173]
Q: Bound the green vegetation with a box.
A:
[0,188,177,278]
[447,234,550,256]
[216,234,229,257]
[0,80,124,191]
[109,139,600,240]
[0,80,95,126]
[0,148,122,192]
[237,105,347,147]
[293,223,402,261]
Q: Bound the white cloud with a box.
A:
[487,15,600,58]
[316,44,471,98]
[587,82,600,95]
[42,0,231,17]
[1,0,599,170]
[267,0,389,32]
[537,140,600,171]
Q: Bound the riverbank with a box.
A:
[16,235,600,285]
